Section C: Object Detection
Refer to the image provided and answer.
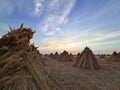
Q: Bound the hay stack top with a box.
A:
[62,50,69,55]
[0,24,34,47]
[55,52,59,56]
[53,52,59,60]
[73,47,101,70]
[112,51,118,56]
[0,24,36,55]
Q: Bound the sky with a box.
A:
[0,0,120,54]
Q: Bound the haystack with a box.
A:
[70,53,73,58]
[44,54,48,56]
[99,54,106,58]
[73,47,101,70]
[76,52,80,59]
[49,53,54,57]
[108,51,120,61]
[58,50,72,62]
[77,53,80,57]
[0,24,58,90]
[53,52,59,59]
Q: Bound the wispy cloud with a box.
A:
[41,24,49,32]
[58,0,75,25]
[38,30,120,53]
[45,28,62,36]
[32,0,43,16]
[46,0,61,11]
[38,0,75,34]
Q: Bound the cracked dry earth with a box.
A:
[43,56,120,90]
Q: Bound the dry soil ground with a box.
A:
[43,56,120,90]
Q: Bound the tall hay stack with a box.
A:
[76,52,81,59]
[53,52,59,60]
[108,51,120,61]
[0,24,58,90]
[49,53,54,57]
[73,47,101,70]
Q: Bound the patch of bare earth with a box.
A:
[43,56,120,90]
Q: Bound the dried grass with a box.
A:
[73,47,101,70]
[0,24,56,90]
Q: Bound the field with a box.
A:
[43,56,120,90]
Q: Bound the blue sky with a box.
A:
[0,0,120,54]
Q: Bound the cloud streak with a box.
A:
[39,0,75,34]
[32,0,43,16]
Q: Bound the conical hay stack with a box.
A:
[69,53,73,58]
[55,52,59,57]
[76,52,80,59]
[58,50,72,62]
[53,52,59,59]
[0,24,59,90]
[73,47,101,70]
[77,53,80,57]
[112,51,118,56]
[49,53,54,57]
[108,51,120,61]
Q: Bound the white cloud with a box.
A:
[63,18,69,25]
[41,24,49,31]
[45,27,62,36]
[85,31,120,43]
[33,0,43,16]
[56,27,61,32]
[46,32,55,36]
[47,0,60,10]
[39,0,75,34]
[58,0,75,24]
